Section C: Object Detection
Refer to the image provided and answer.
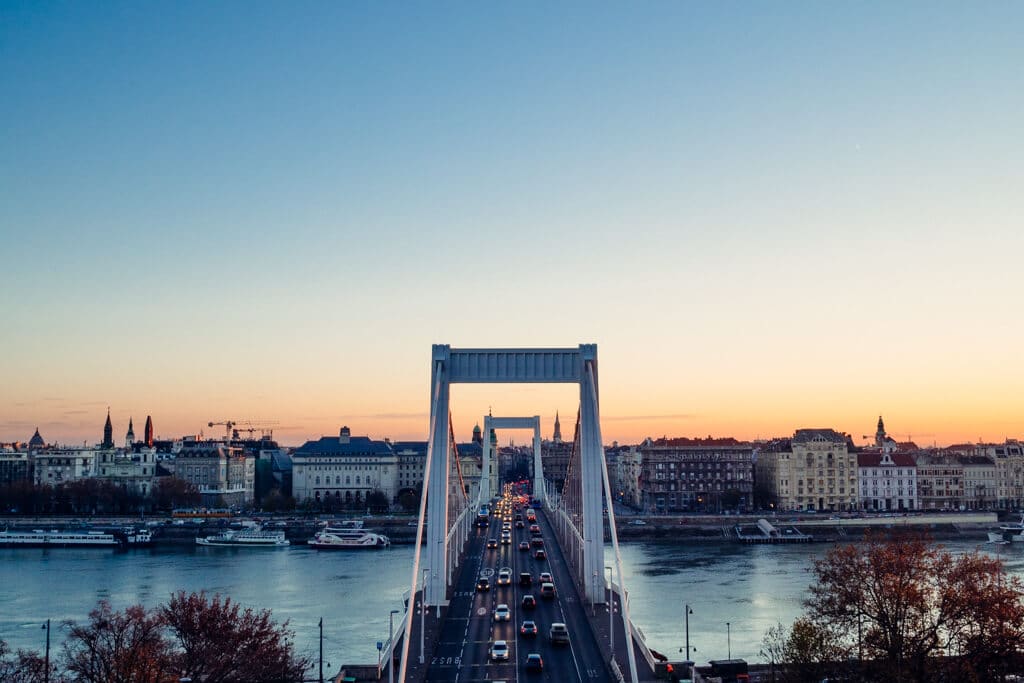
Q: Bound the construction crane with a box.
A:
[207,420,279,441]
[208,421,236,440]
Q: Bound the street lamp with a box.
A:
[42,619,50,683]
[605,566,614,656]
[388,609,399,683]
[680,604,693,663]
[726,621,731,659]
[420,568,430,664]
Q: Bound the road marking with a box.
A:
[477,607,487,616]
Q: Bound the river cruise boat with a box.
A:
[988,515,1024,544]
[0,527,153,548]
[196,527,289,547]
[308,521,389,550]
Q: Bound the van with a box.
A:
[549,622,569,645]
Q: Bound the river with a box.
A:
[1,538,1018,674]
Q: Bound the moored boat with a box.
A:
[987,515,1024,543]
[0,527,153,548]
[196,527,289,547]
[308,521,389,550]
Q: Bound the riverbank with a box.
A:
[1,510,1001,545]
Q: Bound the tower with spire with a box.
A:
[102,409,114,449]
[472,423,483,445]
[144,415,154,448]
[125,417,135,449]
[875,415,886,448]
[553,411,562,444]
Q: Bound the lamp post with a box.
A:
[726,621,731,659]
[42,619,50,683]
[684,604,693,662]
[388,609,399,683]
[318,617,324,683]
[420,568,430,664]
[605,566,614,656]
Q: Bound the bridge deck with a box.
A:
[410,507,659,683]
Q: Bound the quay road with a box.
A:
[424,507,607,682]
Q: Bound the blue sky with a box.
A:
[2,2,1022,446]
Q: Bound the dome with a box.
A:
[29,428,44,447]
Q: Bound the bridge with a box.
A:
[375,345,665,683]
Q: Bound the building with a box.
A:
[291,427,397,507]
[915,453,964,510]
[33,447,96,487]
[959,455,997,510]
[393,441,427,497]
[635,437,754,513]
[541,413,573,490]
[615,446,643,509]
[96,413,156,497]
[981,441,1024,510]
[758,428,857,512]
[173,442,255,508]
[0,446,31,487]
[857,451,918,511]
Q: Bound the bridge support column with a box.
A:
[532,428,544,503]
[580,346,606,604]
[426,347,451,607]
[481,417,492,504]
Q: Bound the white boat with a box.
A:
[308,522,389,550]
[987,515,1024,543]
[0,527,153,547]
[196,527,289,547]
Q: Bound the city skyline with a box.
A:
[4,3,1022,447]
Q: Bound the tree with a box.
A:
[399,488,421,513]
[366,489,390,513]
[62,601,171,683]
[162,591,310,683]
[803,531,1024,682]
[150,476,200,512]
[0,640,51,683]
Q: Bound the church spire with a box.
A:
[102,408,114,449]
[875,415,886,448]
[126,417,135,449]
[553,411,562,443]
[144,415,154,448]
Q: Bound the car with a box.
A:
[521,594,536,610]
[539,572,552,583]
[502,522,512,531]
[529,524,541,535]
[514,513,523,521]
[531,537,544,547]
[515,520,525,528]
[494,604,511,621]
[497,568,512,586]
[518,541,530,552]
[519,572,532,587]
[525,653,544,673]
[490,640,510,661]
[476,577,490,592]
[533,548,546,561]
[540,582,556,600]
[549,623,569,646]
[501,535,512,545]
[629,519,647,526]
[486,538,498,549]
[520,620,538,638]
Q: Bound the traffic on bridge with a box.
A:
[425,485,608,682]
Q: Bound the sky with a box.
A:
[2,2,1022,448]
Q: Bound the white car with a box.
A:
[629,519,647,526]
[497,568,512,586]
[490,640,510,661]
[494,604,511,621]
